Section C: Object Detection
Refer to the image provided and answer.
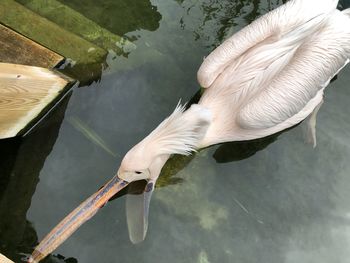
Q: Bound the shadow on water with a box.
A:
[213,135,279,163]
[338,0,350,9]
[212,123,300,163]
[0,94,76,262]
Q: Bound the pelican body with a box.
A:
[28,0,350,262]
[197,0,350,145]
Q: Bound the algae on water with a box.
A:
[198,250,211,263]
[0,0,107,65]
[16,0,136,55]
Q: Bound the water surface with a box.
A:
[1,0,350,262]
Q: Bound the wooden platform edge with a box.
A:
[0,253,14,263]
[21,78,78,137]
[0,63,78,139]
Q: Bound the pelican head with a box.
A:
[118,139,171,183]
[117,103,212,184]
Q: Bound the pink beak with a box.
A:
[27,176,128,263]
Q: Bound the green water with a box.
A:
[1,0,350,262]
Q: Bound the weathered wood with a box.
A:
[0,24,64,68]
[0,253,14,263]
[17,0,135,55]
[0,63,73,139]
[0,0,107,67]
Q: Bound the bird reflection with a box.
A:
[213,135,279,163]
[339,0,350,9]
[212,125,298,163]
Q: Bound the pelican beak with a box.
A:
[27,175,129,263]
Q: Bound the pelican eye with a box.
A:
[135,171,142,174]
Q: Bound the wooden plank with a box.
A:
[17,0,136,55]
[0,0,107,67]
[0,63,73,139]
[0,24,63,68]
[0,253,14,263]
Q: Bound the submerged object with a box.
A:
[28,0,350,261]
[68,116,117,157]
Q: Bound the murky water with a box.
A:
[1,0,350,262]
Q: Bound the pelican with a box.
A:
[28,0,350,262]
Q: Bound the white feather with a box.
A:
[144,103,211,155]
[197,0,338,88]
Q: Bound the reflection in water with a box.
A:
[212,126,297,163]
[58,0,162,37]
[0,95,72,262]
[175,0,286,47]
[339,0,350,9]
[59,63,107,88]
[0,138,20,202]
[57,0,162,85]
[213,135,279,163]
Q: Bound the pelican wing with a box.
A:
[201,12,330,103]
[197,0,338,88]
[236,10,350,135]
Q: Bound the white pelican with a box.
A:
[28,0,350,262]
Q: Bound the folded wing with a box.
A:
[197,0,338,88]
[237,10,350,131]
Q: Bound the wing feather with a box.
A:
[197,0,338,88]
[237,10,350,130]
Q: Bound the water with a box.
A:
[1,0,350,262]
